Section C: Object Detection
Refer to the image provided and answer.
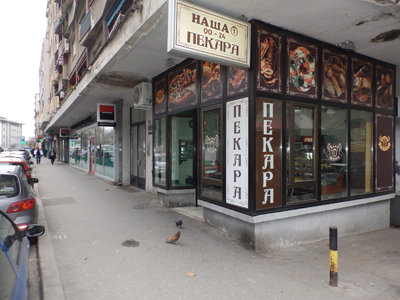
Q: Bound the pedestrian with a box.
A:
[49,148,56,165]
[35,147,42,164]
[43,149,48,158]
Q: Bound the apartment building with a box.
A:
[37,0,399,250]
[0,117,24,150]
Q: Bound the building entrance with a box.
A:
[130,123,146,189]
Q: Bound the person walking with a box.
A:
[49,148,56,165]
[35,147,42,164]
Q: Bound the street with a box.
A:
[31,157,400,300]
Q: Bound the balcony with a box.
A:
[54,20,62,36]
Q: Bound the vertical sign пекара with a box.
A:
[226,98,248,208]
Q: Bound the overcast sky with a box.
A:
[0,1,48,139]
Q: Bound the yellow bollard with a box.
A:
[329,226,338,286]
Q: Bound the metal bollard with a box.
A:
[329,226,338,286]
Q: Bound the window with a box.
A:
[286,102,317,204]
[154,118,167,187]
[201,106,223,201]
[171,113,195,187]
[320,106,348,200]
[350,110,373,196]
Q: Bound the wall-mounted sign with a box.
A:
[168,0,251,69]
[97,103,116,123]
[255,98,282,209]
[226,98,249,208]
[60,129,69,137]
[375,114,394,191]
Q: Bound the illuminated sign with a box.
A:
[168,0,251,68]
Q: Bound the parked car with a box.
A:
[0,157,34,187]
[0,151,32,164]
[203,157,221,179]
[0,209,45,300]
[0,165,39,231]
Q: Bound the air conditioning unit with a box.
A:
[133,82,152,109]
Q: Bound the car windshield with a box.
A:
[0,175,19,197]
[0,163,26,174]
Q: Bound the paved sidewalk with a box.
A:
[33,157,400,300]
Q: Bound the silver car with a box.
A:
[0,165,39,231]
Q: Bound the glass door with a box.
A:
[131,123,146,189]
[286,102,318,204]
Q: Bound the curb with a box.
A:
[35,186,66,300]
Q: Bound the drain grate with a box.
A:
[121,239,140,247]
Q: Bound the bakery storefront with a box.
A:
[153,0,396,250]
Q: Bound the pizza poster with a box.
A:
[201,62,222,103]
[154,78,166,115]
[376,65,395,111]
[257,28,281,93]
[375,114,394,191]
[287,38,318,99]
[351,58,372,107]
[227,67,248,96]
[255,98,282,209]
[322,48,347,103]
[168,60,198,112]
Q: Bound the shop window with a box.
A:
[286,102,317,203]
[154,118,167,187]
[320,106,348,200]
[201,106,223,201]
[171,114,195,187]
[350,110,373,196]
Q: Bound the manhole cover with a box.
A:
[121,239,140,247]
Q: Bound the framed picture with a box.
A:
[351,58,372,107]
[322,48,347,103]
[287,38,318,99]
[227,67,248,96]
[257,27,281,93]
[154,78,167,115]
[201,61,222,103]
[375,65,395,111]
[168,60,198,112]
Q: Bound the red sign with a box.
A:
[302,136,313,144]
[97,103,116,122]
[60,129,69,137]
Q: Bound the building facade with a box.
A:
[39,0,398,250]
[0,117,24,150]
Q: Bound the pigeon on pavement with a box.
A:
[175,220,183,228]
[166,231,181,244]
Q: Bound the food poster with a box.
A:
[287,38,318,99]
[168,60,198,112]
[351,58,372,107]
[201,62,222,103]
[257,28,281,93]
[322,49,347,103]
[376,65,394,110]
[375,114,394,191]
[154,78,167,115]
[227,67,248,96]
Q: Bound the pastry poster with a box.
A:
[201,62,222,103]
[287,38,318,99]
[322,49,347,103]
[154,78,166,115]
[257,28,281,93]
[376,65,394,110]
[351,58,372,107]
[168,60,198,112]
[227,67,248,96]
